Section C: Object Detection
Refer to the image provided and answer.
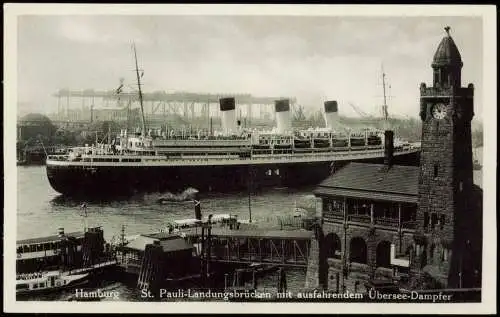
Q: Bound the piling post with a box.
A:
[277,267,287,293]
[252,270,257,290]
[206,218,212,287]
[120,225,126,264]
[200,225,206,286]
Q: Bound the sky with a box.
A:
[16,15,483,120]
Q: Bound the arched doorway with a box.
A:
[324,233,342,259]
[376,241,392,268]
[349,237,367,264]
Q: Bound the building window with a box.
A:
[431,213,438,228]
[459,181,463,192]
[411,207,417,221]
[323,200,333,213]
[433,164,439,178]
[353,203,359,215]
[333,200,343,213]
[440,214,446,230]
[424,212,429,229]
[359,202,369,216]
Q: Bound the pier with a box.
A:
[149,227,313,267]
[114,216,317,295]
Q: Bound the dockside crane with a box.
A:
[347,102,369,118]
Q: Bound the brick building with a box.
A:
[312,27,482,293]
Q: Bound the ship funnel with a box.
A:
[275,99,291,134]
[324,101,339,130]
[219,97,237,134]
[57,227,65,237]
[384,130,394,167]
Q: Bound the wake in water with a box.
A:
[148,187,200,204]
[49,187,201,207]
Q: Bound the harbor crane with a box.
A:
[347,102,370,118]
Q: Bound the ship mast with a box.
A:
[381,64,389,122]
[133,42,147,138]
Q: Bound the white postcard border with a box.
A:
[3,3,497,314]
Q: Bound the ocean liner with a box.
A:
[45,47,420,197]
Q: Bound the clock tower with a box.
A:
[415,26,476,288]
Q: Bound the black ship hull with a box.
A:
[46,152,419,197]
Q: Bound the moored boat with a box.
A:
[16,270,89,296]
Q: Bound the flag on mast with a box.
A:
[80,202,87,217]
[194,198,201,220]
[116,84,124,94]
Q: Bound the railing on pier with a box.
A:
[324,211,418,232]
[210,236,310,267]
[348,214,371,224]
[402,221,418,230]
[184,228,314,268]
[68,259,117,274]
[374,217,399,227]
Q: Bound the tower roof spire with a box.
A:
[432,26,463,68]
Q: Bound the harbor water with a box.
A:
[16,148,483,301]
[16,165,311,301]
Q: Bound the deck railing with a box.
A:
[47,146,418,165]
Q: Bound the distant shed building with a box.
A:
[17,113,57,142]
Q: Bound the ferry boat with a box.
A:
[17,226,116,274]
[16,227,87,274]
[16,270,89,296]
[45,47,420,197]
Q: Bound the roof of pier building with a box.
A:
[17,231,85,246]
[313,162,419,203]
[124,234,193,253]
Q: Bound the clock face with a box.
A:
[432,103,447,120]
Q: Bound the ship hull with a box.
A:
[46,152,419,197]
